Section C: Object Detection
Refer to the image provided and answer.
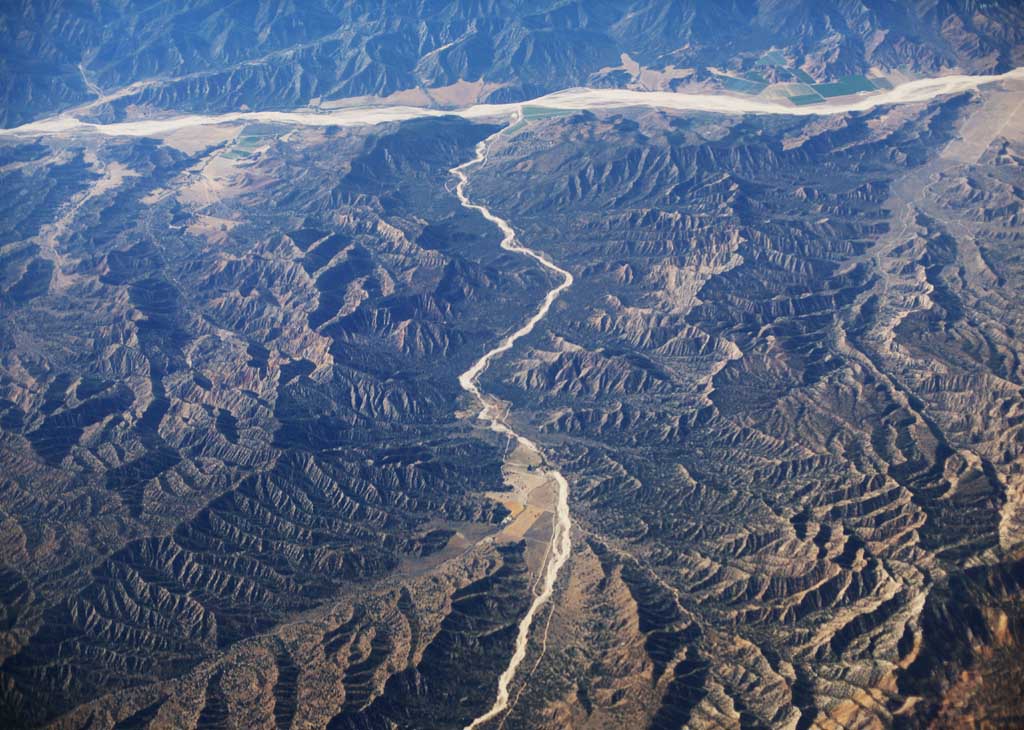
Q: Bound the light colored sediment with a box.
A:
[3,68,1022,142]
[451,136,574,730]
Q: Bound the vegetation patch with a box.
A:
[812,75,877,97]
[522,105,573,120]
[503,120,527,136]
[792,68,816,84]
[756,50,788,67]
[753,52,815,84]
[713,74,767,95]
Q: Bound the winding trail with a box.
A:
[450,137,574,729]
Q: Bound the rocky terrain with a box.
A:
[0,115,569,727]
[4,1,1024,128]
[0,75,1021,728]
[2,3,1024,730]
[462,79,1024,729]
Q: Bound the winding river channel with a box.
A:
[1,67,1021,139]
[441,67,1023,728]
[451,137,574,729]
[5,66,1021,728]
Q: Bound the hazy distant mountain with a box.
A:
[3,0,1024,127]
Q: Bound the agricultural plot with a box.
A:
[755,51,816,84]
[756,50,787,67]
[521,105,574,120]
[812,74,877,97]
[789,94,825,106]
[739,49,891,103]
[220,128,275,160]
[713,74,767,95]
[503,120,527,136]
[762,83,826,106]
[792,68,816,84]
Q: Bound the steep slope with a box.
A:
[461,79,1024,728]
[3,0,1024,127]
[1,27,1023,730]
[0,116,563,726]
